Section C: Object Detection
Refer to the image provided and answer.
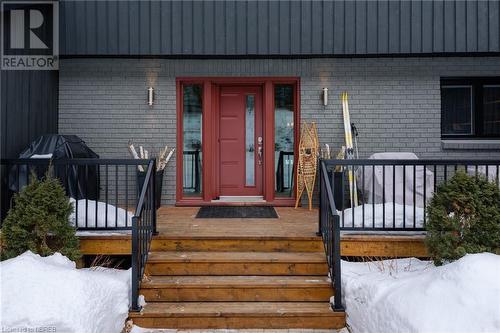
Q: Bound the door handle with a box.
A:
[257,136,263,165]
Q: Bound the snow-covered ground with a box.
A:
[0,251,130,333]
[341,253,500,333]
[2,251,499,333]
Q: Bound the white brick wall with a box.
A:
[58,57,500,204]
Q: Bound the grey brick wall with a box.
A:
[59,57,500,205]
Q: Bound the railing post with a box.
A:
[317,160,323,236]
[332,214,344,311]
[131,216,140,311]
[151,159,158,235]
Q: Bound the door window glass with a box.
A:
[183,85,202,196]
[274,85,294,197]
[245,95,255,186]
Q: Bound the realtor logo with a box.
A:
[1,0,58,70]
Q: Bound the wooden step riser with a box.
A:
[80,237,427,257]
[145,263,329,276]
[132,316,345,329]
[141,287,333,302]
[151,239,323,252]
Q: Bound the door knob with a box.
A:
[257,146,263,165]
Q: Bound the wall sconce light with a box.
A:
[147,87,154,106]
[322,87,328,106]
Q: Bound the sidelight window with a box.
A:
[182,84,203,196]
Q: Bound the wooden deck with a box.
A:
[78,206,427,257]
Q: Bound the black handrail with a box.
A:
[131,159,156,311]
[318,160,344,312]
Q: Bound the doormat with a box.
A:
[196,206,278,219]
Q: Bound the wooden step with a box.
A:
[150,237,324,252]
[79,234,427,258]
[145,251,329,276]
[140,275,333,302]
[129,302,345,329]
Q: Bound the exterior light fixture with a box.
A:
[147,87,154,106]
[322,87,328,106]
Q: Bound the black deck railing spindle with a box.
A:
[362,165,365,228]
[105,165,108,228]
[85,165,89,228]
[423,164,427,227]
[413,165,416,228]
[382,165,385,229]
[392,164,395,228]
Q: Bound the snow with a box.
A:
[0,251,130,333]
[130,327,349,333]
[69,198,133,228]
[30,153,53,159]
[76,230,131,236]
[341,253,500,333]
[341,203,424,229]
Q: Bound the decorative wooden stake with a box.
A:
[128,141,175,172]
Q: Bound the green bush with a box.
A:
[425,171,500,265]
[1,170,80,261]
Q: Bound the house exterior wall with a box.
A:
[60,0,500,56]
[58,57,500,205]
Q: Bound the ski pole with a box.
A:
[351,123,359,159]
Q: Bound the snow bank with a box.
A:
[0,251,130,333]
[69,198,133,228]
[341,203,424,229]
[341,253,500,333]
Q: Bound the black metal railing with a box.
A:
[318,160,344,312]
[1,157,158,312]
[276,151,294,193]
[183,150,201,193]
[322,159,500,231]
[1,158,156,230]
[131,159,157,311]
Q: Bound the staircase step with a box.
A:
[129,302,345,329]
[140,275,333,302]
[145,251,328,276]
[151,237,324,252]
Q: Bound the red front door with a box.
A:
[218,86,263,196]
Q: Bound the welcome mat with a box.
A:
[196,206,278,219]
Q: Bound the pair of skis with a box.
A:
[341,92,359,207]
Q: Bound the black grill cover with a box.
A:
[8,135,100,200]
